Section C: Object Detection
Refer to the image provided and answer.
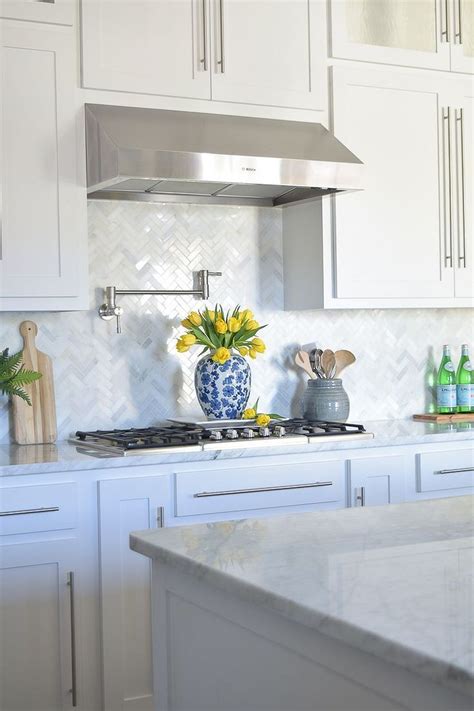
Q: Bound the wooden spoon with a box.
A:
[295,350,317,379]
[320,349,336,379]
[334,350,356,377]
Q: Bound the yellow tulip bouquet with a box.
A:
[176,305,266,365]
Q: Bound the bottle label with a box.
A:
[457,384,471,408]
[462,360,472,372]
[437,384,456,407]
[444,362,455,372]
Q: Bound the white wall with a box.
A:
[0,200,471,442]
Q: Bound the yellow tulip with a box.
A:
[181,333,196,346]
[176,338,190,353]
[246,320,259,331]
[240,309,253,322]
[181,318,193,329]
[188,311,202,327]
[206,310,216,322]
[238,346,249,357]
[256,413,271,427]
[228,316,241,333]
[248,348,258,359]
[242,408,256,420]
[211,347,231,365]
[251,337,266,353]
[214,318,227,334]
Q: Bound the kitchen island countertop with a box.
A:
[0,418,473,477]
[131,495,474,700]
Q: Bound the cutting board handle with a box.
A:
[20,321,38,347]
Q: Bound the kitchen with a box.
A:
[0,1,473,710]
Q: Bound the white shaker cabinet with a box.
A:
[349,455,406,507]
[0,539,79,711]
[0,22,88,311]
[99,475,170,711]
[450,0,474,73]
[453,82,473,298]
[0,0,74,25]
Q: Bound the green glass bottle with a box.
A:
[436,345,456,414]
[456,344,472,413]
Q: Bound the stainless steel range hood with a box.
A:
[85,104,363,208]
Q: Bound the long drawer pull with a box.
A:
[67,572,78,707]
[434,467,474,475]
[0,506,59,517]
[194,481,332,498]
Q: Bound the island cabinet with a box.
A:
[349,455,406,507]
[283,66,473,309]
[80,0,327,113]
[0,21,88,312]
[329,0,473,74]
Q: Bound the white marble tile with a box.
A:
[131,496,474,698]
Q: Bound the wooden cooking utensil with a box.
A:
[295,350,317,379]
[334,350,356,377]
[12,321,57,445]
[320,349,336,379]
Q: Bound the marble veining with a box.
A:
[130,496,474,698]
[0,418,473,477]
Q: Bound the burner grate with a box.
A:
[75,425,210,450]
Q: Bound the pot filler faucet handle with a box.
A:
[99,287,123,334]
[200,270,222,300]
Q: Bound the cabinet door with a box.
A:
[0,0,74,25]
[330,0,451,70]
[453,84,473,298]
[0,540,78,711]
[210,0,326,111]
[0,22,88,309]
[81,0,210,99]
[450,0,474,73]
[349,456,405,507]
[331,66,455,300]
[99,475,170,711]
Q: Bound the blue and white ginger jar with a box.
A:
[194,353,251,419]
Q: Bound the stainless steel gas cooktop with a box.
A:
[70,419,374,456]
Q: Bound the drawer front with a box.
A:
[175,460,345,517]
[0,482,77,536]
[417,450,474,492]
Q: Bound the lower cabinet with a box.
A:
[98,475,170,711]
[0,538,78,711]
[349,455,406,507]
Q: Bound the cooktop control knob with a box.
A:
[241,428,255,439]
[258,426,270,438]
[210,430,223,441]
[225,429,239,440]
[273,425,286,437]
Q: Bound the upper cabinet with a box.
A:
[81,0,327,112]
[0,0,74,25]
[329,0,473,74]
[1,21,88,311]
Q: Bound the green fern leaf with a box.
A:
[2,384,32,406]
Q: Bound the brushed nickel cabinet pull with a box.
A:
[355,486,365,507]
[216,0,225,73]
[194,481,333,497]
[442,107,453,268]
[454,0,462,43]
[455,108,466,267]
[0,506,59,517]
[67,572,78,707]
[441,0,449,42]
[200,0,208,70]
[156,506,165,528]
[435,467,473,475]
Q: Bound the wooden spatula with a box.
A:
[334,350,356,377]
[295,350,317,379]
[12,321,57,445]
[320,349,336,379]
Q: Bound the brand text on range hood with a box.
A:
[85,104,363,208]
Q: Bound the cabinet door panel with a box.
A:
[0,540,76,711]
[330,0,451,70]
[349,456,405,507]
[99,475,170,711]
[450,0,474,73]
[0,23,87,306]
[81,0,210,99]
[331,67,454,299]
[210,0,326,111]
[454,87,473,297]
[0,0,74,25]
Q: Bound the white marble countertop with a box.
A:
[0,418,473,477]
[130,495,474,699]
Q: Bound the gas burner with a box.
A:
[70,419,373,456]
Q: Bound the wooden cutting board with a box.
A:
[12,321,57,445]
[413,413,474,422]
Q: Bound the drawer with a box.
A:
[417,450,474,492]
[175,460,345,517]
[0,482,77,536]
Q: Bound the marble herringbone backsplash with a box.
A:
[0,200,471,442]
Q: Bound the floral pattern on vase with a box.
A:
[194,353,251,419]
